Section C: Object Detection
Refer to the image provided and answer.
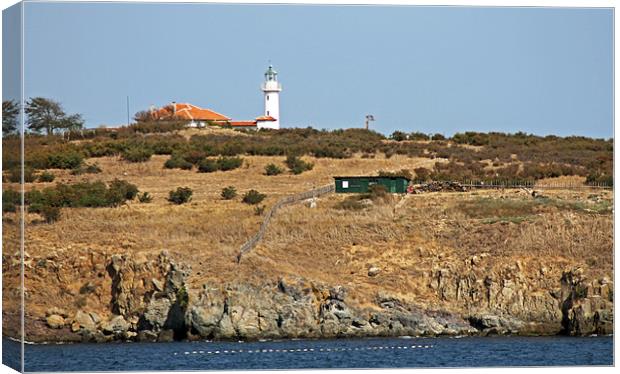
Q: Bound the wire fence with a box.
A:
[236,184,335,263]
[457,179,613,190]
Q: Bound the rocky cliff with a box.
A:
[20,250,612,343]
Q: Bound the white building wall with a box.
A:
[261,79,282,130]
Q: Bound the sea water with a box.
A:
[2,335,613,372]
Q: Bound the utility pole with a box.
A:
[365,114,375,130]
[126,96,130,126]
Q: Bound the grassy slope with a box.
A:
[2,152,613,332]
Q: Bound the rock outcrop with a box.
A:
[26,251,615,343]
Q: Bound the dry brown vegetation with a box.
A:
[2,147,612,326]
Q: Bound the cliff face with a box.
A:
[9,249,611,343]
[3,188,613,343]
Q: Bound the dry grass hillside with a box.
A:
[3,150,613,330]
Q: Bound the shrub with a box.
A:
[197,159,218,173]
[182,150,206,165]
[221,186,237,200]
[285,155,314,175]
[409,132,430,141]
[254,205,266,216]
[25,180,137,209]
[264,163,284,176]
[413,167,431,181]
[138,192,153,203]
[108,179,139,200]
[431,133,446,141]
[38,171,55,183]
[168,187,193,204]
[586,172,613,187]
[46,150,83,169]
[7,167,36,183]
[368,184,388,199]
[3,201,16,213]
[38,205,61,223]
[390,131,408,141]
[242,189,266,205]
[216,156,243,171]
[70,162,102,175]
[3,189,21,212]
[164,156,193,170]
[121,147,153,163]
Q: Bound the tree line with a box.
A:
[2,97,84,136]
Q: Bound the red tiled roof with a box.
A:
[255,115,277,121]
[229,121,257,127]
[152,103,230,121]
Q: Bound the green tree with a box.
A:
[25,97,84,135]
[2,100,19,135]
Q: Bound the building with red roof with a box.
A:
[147,65,282,129]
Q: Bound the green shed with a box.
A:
[333,176,410,194]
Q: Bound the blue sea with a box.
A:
[2,335,613,372]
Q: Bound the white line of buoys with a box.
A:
[174,344,434,356]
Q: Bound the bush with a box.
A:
[168,187,193,204]
[70,162,102,175]
[38,171,55,183]
[390,131,408,141]
[285,155,314,175]
[138,192,153,203]
[108,179,139,200]
[46,150,83,169]
[3,201,16,213]
[3,189,20,212]
[38,205,61,223]
[26,180,137,208]
[242,189,266,205]
[413,167,431,181]
[431,133,446,141]
[254,205,266,216]
[182,150,206,165]
[164,156,193,170]
[121,147,153,163]
[197,158,218,173]
[586,172,613,187]
[216,156,243,171]
[7,167,36,183]
[221,186,237,200]
[368,184,388,199]
[264,163,284,176]
[409,132,430,141]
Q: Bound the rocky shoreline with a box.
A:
[16,251,613,344]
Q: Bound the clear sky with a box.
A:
[5,2,614,137]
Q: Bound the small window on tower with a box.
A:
[267,111,270,115]
[267,95,269,101]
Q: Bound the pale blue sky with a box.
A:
[3,2,614,137]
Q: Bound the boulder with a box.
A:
[101,315,130,335]
[157,329,175,342]
[152,278,164,292]
[73,310,97,331]
[46,307,68,318]
[46,314,65,329]
[143,297,172,330]
[137,330,158,342]
[368,266,381,277]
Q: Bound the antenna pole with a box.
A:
[126,96,130,126]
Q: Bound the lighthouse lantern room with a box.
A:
[258,64,282,130]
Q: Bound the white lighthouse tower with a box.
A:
[258,64,282,130]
